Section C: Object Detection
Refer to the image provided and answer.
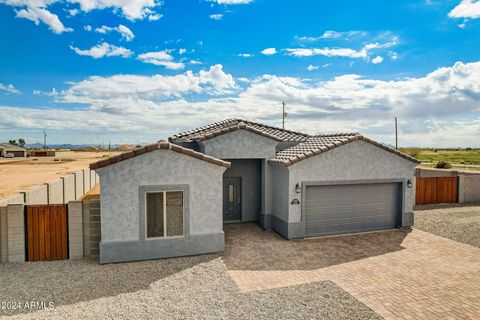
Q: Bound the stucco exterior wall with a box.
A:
[201,129,278,160]
[97,149,226,243]
[200,129,278,224]
[287,140,416,227]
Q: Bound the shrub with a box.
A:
[435,161,452,169]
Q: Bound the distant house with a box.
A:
[0,143,26,157]
[91,119,419,264]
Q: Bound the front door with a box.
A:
[223,177,241,221]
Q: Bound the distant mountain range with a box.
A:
[26,143,122,149]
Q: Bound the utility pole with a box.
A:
[43,130,47,151]
[395,117,398,150]
[282,101,287,129]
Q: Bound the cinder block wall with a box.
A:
[0,206,8,263]
[6,204,25,262]
[82,199,101,258]
[68,201,84,259]
[460,175,480,203]
[75,171,84,200]
[48,179,64,204]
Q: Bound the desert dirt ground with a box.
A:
[0,151,120,200]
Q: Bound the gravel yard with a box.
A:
[415,204,480,248]
[0,255,380,320]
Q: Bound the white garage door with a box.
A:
[305,182,400,237]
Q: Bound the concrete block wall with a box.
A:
[68,201,84,259]
[6,204,25,262]
[82,199,101,258]
[23,185,48,205]
[0,169,98,207]
[63,175,76,202]
[75,171,84,200]
[459,175,480,203]
[48,179,64,204]
[0,206,7,263]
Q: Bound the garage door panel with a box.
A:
[305,183,399,237]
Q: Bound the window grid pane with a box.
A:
[146,192,164,238]
[166,191,184,237]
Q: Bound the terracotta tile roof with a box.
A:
[169,119,310,143]
[90,141,231,170]
[270,134,420,166]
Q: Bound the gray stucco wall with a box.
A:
[273,140,416,239]
[97,149,227,242]
[223,159,261,222]
[201,129,277,160]
[200,129,278,226]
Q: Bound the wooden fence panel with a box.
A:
[416,177,458,205]
[26,205,68,261]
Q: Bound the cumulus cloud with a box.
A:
[2,62,480,146]
[285,41,396,61]
[137,50,185,70]
[14,6,73,34]
[70,42,133,59]
[296,30,368,42]
[449,0,480,19]
[371,56,384,64]
[67,0,162,21]
[209,13,223,20]
[0,0,162,34]
[95,24,135,41]
[0,83,20,94]
[238,53,253,57]
[261,48,277,55]
[306,65,319,71]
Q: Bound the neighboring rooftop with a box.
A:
[169,118,310,143]
[90,141,231,170]
[271,134,420,166]
[0,143,26,151]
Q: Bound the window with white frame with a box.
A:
[145,190,184,238]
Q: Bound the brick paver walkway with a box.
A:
[223,223,480,320]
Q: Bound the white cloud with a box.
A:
[70,42,133,59]
[137,50,185,70]
[2,62,480,147]
[83,24,92,31]
[371,56,384,64]
[95,24,135,41]
[306,64,319,71]
[189,60,202,65]
[209,13,223,20]
[0,83,20,94]
[67,0,162,21]
[238,53,253,57]
[449,0,480,19]
[296,30,368,42]
[14,6,73,34]
[147,13,162,21]
[285,41,396,60]
[261,48,277,55]
[209,0,252,4]
[178,48,187,55]
[60,64,236,108]
[33,88,58,96]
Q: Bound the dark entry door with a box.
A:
[223,177,241,221]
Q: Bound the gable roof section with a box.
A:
[90,141,231,170]
[270,134,420,166]
[0,143,26,151]
[169,119,310,143]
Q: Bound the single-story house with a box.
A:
[91,119,419,264]
[0,143,27,157]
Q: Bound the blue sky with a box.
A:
[0,0,479,146]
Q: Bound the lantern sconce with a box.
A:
[295,183,301,193]
[407,179,413,188]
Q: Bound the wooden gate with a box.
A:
[26,205,68,261]
[415,177,458,205]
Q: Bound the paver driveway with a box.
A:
[223,223,480,320]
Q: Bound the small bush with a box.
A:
[435,161,452,169]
